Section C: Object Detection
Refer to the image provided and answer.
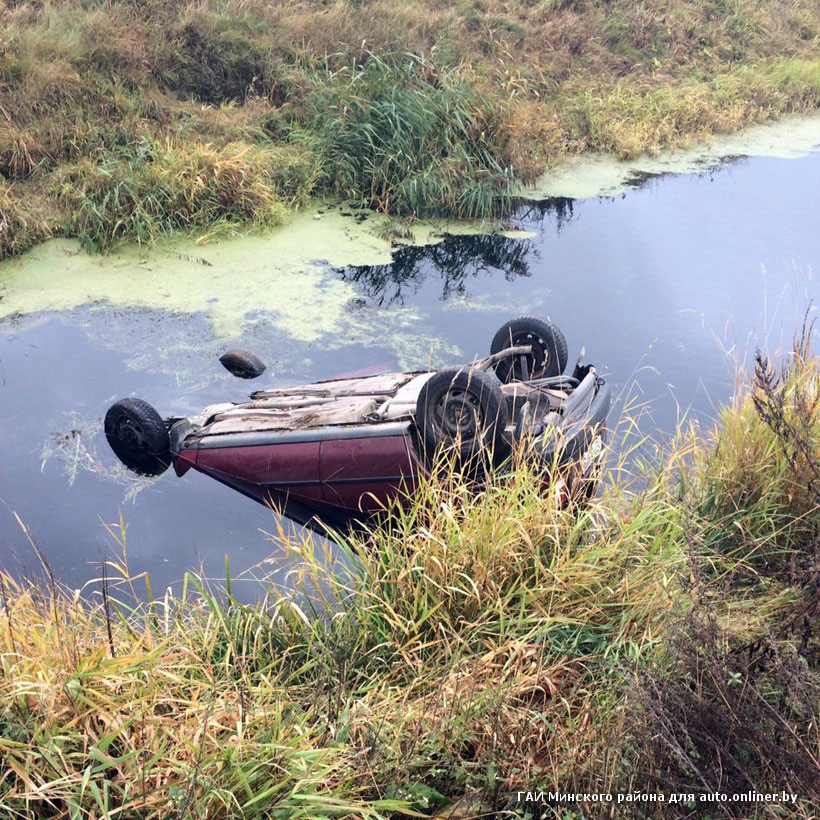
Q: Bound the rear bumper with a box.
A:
[168,419,197,476]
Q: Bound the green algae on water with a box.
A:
[0,208,474,370]
[519,112,820,200]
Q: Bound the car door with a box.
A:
[320,432,416,512]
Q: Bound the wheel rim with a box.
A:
[114,416,147,453]
[430,386,483,441]
[511,331,549,379]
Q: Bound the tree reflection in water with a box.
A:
[338,197,576,307]
[515,196,575,232]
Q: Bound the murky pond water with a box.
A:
[1,136,819,596]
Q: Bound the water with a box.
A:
[1,151,819,595]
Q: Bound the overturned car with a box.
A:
[105,317,611,532]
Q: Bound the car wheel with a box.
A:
[104,398,171,476]
[490,316,568,382]
[415,366,510,469]
[219,349,267,379]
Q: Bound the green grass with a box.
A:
[2,342,820,818]
[305,54,514,218]
[1,0,819,256]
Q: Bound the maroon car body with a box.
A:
[173,374,422,529]
[165,366,610,533]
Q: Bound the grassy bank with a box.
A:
[2,338,820,818]
[1,0,820,258]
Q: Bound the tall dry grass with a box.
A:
[0,0,819,256]
[0,179,52,260]
[56,138,299,251]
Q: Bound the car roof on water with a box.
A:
[199,395,387,436]
[250,372,418,400]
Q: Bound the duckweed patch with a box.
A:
[521,111,820,199]
[0,209,467,370]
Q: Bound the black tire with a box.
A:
[490,316,568,383]
[415,367,510,468]
[104,398,171,477]
[220,349,267,379]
